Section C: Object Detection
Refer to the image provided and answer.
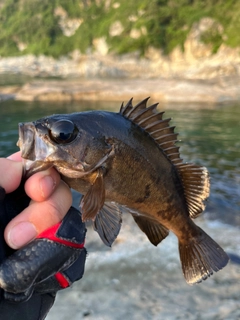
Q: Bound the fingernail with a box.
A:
[8,222,37,249]
[40,175,56,198]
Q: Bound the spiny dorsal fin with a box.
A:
[120,97,183,166]
[120,98,210,219]
[119,97,133,115]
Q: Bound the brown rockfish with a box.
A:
[17,98,229,284]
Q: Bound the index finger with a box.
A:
[0,158,22,193]
[7,151,22,162]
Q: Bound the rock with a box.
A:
[93,37,109,56]
[109,21,124,37]
[54,6,82,37]
[4,77,240,103]
[130,28,141,39]
[0,85,21,101]
[184,17,221,61]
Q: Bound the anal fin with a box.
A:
[93,202,122,247]
[131,214,169,246]
[80,168,105,222]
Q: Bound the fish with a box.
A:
[17,98,229,284]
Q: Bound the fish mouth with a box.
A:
[22,159,53,179]
[18,122,54,179]
[17,122,35,160]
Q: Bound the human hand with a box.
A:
[0,152,86,304]
[1,152,72,249]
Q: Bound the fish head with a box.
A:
[17,113,114,179]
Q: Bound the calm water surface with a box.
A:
[0,99,239,227]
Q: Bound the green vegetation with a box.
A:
[0,0,239,57]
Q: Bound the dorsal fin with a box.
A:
[119,97,133,115]
[176,163,210,218]
[120,98,183,165]
[119,98,210,219]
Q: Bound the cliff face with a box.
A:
[0,1,240,79]
[147,18,240,79]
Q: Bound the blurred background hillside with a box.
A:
[0,0,240,79]
[0,0,240,57]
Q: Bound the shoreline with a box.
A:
[1,76,240,104]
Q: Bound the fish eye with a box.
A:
[49,120,78,144]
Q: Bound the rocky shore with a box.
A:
[1,49,240,103]
[1,76,240,104]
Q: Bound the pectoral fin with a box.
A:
[131,214,169,246]
[94,202,122,247]
[80,168,105,222]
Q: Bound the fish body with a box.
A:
[17,98,229,284]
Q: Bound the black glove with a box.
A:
[0,184,87,320]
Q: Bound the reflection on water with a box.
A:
[0,99,239,226]
[0,73,33,86]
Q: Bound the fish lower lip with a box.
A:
[23,159,53,179]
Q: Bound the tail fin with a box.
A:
[179,227,229,284]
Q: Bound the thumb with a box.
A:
[4,181,72,249]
